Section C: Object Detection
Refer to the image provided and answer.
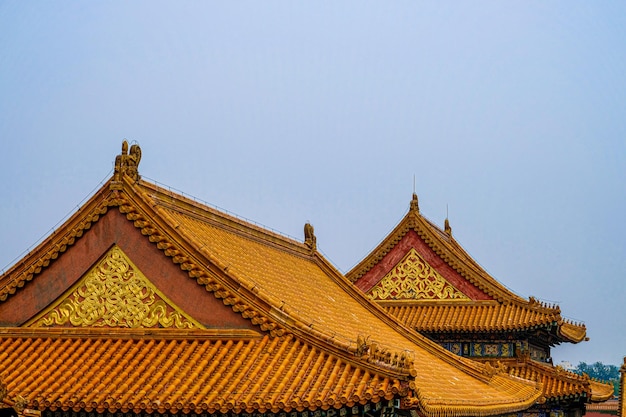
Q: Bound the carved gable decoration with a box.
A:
[27,245,203,329]
[368,248,469,301]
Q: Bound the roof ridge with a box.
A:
[139,178,306,250]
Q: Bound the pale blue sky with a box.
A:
[1,2,625,365]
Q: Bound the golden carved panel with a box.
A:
[368,248,469,301]
[28,245,202,329]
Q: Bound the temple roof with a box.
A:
[344,193,616,406]
[0,142,543,417]
[504,358,614,404]
[381,302,587,342]
[347,193,587,344]
[0,329,406,415]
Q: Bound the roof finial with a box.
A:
[410,193,419,212]
[304,222,317,251]
[444,204,452,236]
[112,140,142,188]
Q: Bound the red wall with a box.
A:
[355,229,491,300]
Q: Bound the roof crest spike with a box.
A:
[444,204,452,236]
[410,193,419,212]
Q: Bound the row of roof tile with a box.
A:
[383,303,567,334]
[0,332,402,415]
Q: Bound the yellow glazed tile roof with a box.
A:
[346,195,523,302]
[586,399,619,413]
[382,302,585,339]
[587,380,616,403]
[346,194,587,344]
[0,144,545,417]
[0,330,404,414]
[503,359,613,403]
[131,180,541,416]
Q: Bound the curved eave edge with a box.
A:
[557,322,587,344]
[589,380,616,403]
[415,378,543,417]
[383,303,570,336]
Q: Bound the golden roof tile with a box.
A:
[0,143,545,417]
[0,330,404,414]
[382,302,582,337]
[504,358,614,403]
[347,195,587,343]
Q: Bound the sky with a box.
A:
[0,2,625,366]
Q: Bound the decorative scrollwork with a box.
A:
[31,246,200,329]
[13,396,27,413]
[368,248,469,300]
[484,360,508,377]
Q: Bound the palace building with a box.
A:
[347,194,614,417]
[0,142,544,417]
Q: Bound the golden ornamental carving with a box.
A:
[29,245,202,329]
[368,248,469,301]
[111,140,141,188]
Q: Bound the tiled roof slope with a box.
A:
[346,194,586,344]
[134,180,541,416]
[344,194,613,405]
[504,359,614,403]
[381,302,587,342]
[0,144,543,417]
[0,330,405,414]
